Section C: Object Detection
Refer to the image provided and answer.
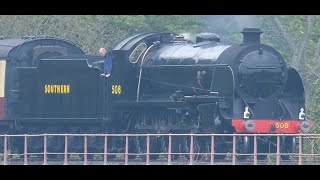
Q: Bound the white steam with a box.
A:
[180,32,195,42]
[232,15,260,30]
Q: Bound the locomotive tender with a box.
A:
[0,28,311,160]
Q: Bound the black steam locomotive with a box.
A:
[0,28,311,160]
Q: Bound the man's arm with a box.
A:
[105,55,112,76]
[102,55,112,77]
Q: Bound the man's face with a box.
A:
[99,48,107,56]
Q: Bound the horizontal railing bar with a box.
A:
[0,133,319,137]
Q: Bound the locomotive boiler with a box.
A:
[108,28,310,159]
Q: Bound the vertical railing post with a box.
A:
[104,135,108,165]
[189,134,194,165]
[125,134,128,165]
[24,134,28,165]
[276,135,280,165]
[146,135,150,165]
[299,135,302,165]
[311,138,314,162]
[84,134,88,165]
[253,135,257,165]
[232,135,236,165]
[210,135,214,165]
[3,135,7,165]
[43,134,47,165]
[64,134,68,165]
[168,134,172,165]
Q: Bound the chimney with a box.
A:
[241,28,263,45]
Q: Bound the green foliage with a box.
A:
[255,16,292,64]
[0,15,208,54]
[278,16,306,43]
[111,15,148,33]
[145,15,205,34]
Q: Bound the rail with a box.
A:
[0,133,320,165]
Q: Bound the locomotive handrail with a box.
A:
[139,76,212,92]
[137,64,232,93]
[136,42,159,102]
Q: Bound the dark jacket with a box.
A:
[104,53,112,75]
